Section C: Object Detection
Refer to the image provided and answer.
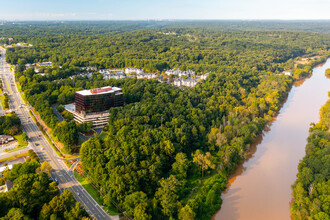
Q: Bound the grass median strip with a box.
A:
[74,171,119,216]
[0,152,29,163]
[5,145,27,153]
[29,110,64,158]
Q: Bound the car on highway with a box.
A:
[38,134,41,137]
[35,143,39,146]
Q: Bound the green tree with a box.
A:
[172,153,189,178]
[124,191,150,219]
[192,150,216,177]
[155,175,179,217]
[178,204,195,220]
[36,161,53,175]
[1,208,30,220]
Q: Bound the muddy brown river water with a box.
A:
[213,59,330,220]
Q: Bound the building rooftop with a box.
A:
[5,181,13,191]
[76,86,122,96]
[0,165,13,173]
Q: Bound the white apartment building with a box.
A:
[125,67,144,74]
[136,73,158,79]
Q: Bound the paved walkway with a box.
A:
[52,103,64,122]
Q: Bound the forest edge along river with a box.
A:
[213,59,330,220]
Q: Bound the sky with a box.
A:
[1,0,330,21]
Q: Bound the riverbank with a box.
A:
[213,58,330,220]
[290,95,330,219]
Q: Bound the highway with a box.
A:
[0,48,116,220]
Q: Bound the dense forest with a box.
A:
[0,152,89,219]
[2,21,330,219]
[0,113,22,136]
[291,94,330,220]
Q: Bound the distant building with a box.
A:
[165,69,196,77]
[25,63,35,69]
[179,70,196,77]
[125,67,144,75]
[0,165,13,179]
[80,66,97,72]
[0,135,14,145]
[79,72,93,79]
[66,86,124,127]
[5,181,13,191]
[0,180,13,193]
[173,78,198,88]
[136,73,158,79]
[200,73,209,80]
[165,68,181,75]
[37,62,52,67]
[99,68,123,74]
[103,74,127,80]
[283,71,292,76]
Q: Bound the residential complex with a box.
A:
[125,67,144,74]
[173,78,199,87]
[23,61,209,88]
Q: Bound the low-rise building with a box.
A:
[136,73,158,79]
[0,180,13,193]
[173,78,199,88]
[125,67,144,75]
[25,63,36,69]
[0,165,13,178]
[165,68,181,75]
[99,69,124,74]
[80,66,97,72]
[180,70,196,77]
[283,71,292,76]
[103,73,127,80]
[200,73,209,80]
[37,62,52,67]
[0,135,14,145]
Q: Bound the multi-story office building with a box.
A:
[66,86,123,127]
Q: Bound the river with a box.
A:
[213,59,330,220]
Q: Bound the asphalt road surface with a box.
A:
[0,48,116,220]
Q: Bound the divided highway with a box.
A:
[0,48,115,220]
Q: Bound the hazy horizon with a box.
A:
[1,0,330,21]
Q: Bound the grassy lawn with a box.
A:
[0,152,29,163]
[74,171,119,216]
[5,145,27,153]
[99,132,107,140]
[0,95,7,109]
[21,93,27,104]
[64,160,71,168]
[16,82,22,92]
[29,110,37,123]
[14,133,28,147]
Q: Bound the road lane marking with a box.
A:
[2,58,110,220]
